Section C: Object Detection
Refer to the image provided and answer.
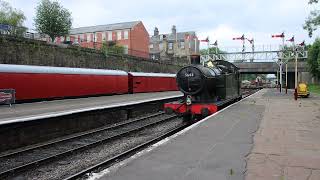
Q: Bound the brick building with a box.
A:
[54,21,150,58]
[149,25,199,60]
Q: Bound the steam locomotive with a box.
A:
[164,55,241,120]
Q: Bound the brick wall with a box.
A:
[131,22,150,58]
[0,35,186,73]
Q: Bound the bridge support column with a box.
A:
[276,70,279,90]
[285,64,288,94]
[279,62,283,93]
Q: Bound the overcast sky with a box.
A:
[5,0,320,49]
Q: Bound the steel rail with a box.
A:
[0,113,176,178]
[63,123,188,180]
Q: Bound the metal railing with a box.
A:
[201,45,308,63]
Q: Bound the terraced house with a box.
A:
[53,21,150,58]
[149,25,199,60]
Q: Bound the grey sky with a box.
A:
[5,0,319,49]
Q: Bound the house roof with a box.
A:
[150,31,196,43]
[69,21,141,34]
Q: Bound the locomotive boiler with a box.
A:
[164,55,241,120]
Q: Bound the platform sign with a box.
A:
[0,24,11,31]
[0,89,15,105]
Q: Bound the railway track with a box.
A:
[0,112,184,179]
[241,88,260,98]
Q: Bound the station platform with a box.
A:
[93,89,320,180]
[0,91,182,125]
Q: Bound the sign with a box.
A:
[0,24,11,31]
[0,89,15,105]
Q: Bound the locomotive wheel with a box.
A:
[183,114,192,121]
[201,108,210,118]
[164,107,173,114]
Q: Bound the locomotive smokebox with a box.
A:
[190,54,200,65]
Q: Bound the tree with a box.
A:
[34,0,72,42]
[200,47,227,61]
[0,0,26,35]
[303,0,320,37]
[200,47,225,55]
[307,38,320,78]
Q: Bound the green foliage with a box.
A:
[34,0,72,42]
[309,84,320,94]
[307,38,320,78]
[281,45,307,63]
[200,47,225,55]
[304,0,320,37]
[309,0,319,4]
[0,0,26,35]
[101,41,125,56]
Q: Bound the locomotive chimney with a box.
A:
[190,54,200,65]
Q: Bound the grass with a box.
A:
[309,84,320,95]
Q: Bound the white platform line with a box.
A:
[0,95,183,125]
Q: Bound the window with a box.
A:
[124,30,129,39]
[168,42,173,50]
[180,41,185,49]
[87,33,91,42]
[123,45,128,54]
[107,31,112,41]
[66,36,70,41]
[117,31,122,40]
[149,44,154,49]
[74,36,78,43]
[94,33,98,42]
[61,36,65,42]
[159,43,163,50]
[80,34,84,42]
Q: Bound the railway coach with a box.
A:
[128,72,178,93]
[0,64,129,101]
[0,64,178,102]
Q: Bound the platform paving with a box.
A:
[0,91,182,125]
[93,89,320,180]
[246,89,320,180]
[95,89,267,180]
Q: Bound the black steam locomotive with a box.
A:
[164,55,241,120]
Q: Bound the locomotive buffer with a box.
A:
[164,55,241,120]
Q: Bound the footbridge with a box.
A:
[200,45,309,88]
